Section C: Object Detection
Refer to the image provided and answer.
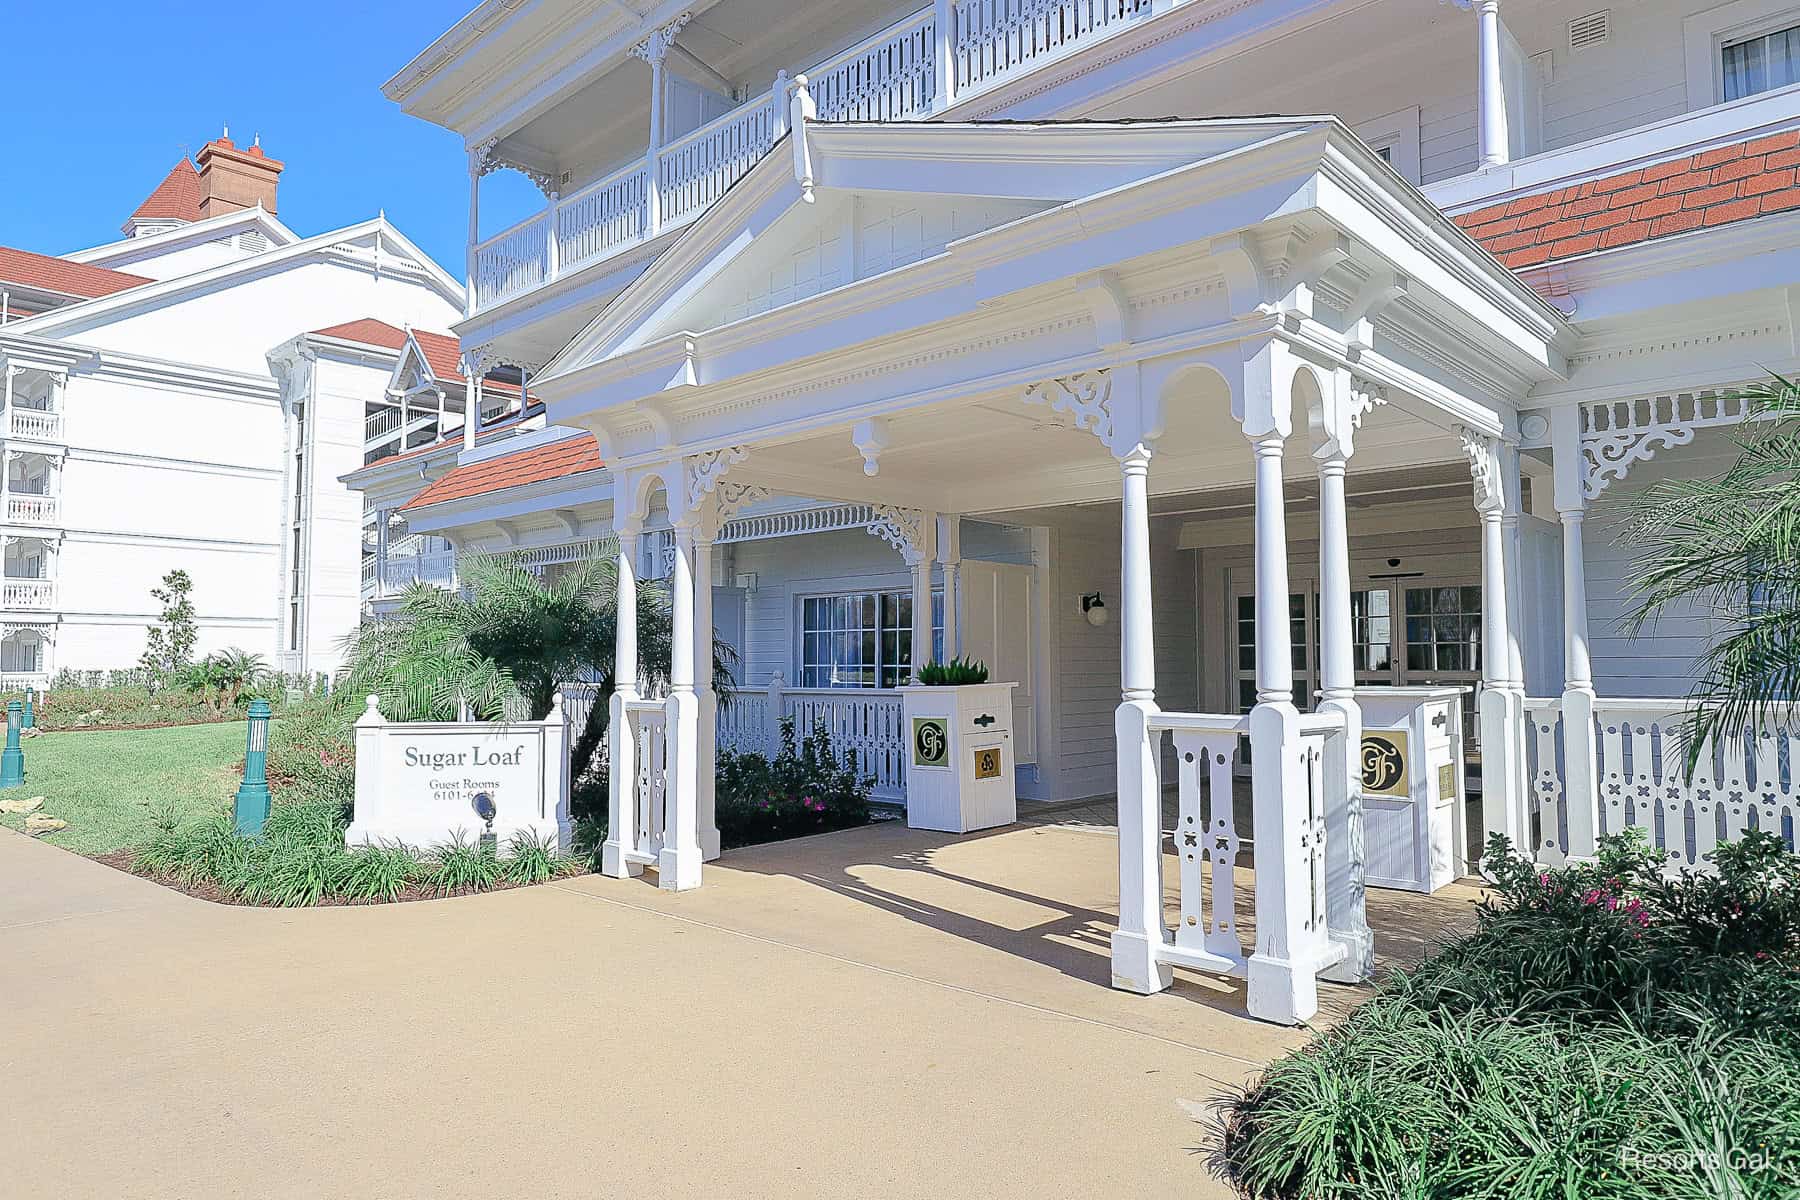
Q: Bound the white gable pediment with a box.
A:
[542,119,1340,381]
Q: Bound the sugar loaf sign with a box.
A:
[346,694,572,851]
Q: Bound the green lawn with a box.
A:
[0,722,246,855]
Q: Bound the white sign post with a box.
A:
[348,693,572,852]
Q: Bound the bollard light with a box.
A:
[233,699,272,836]
[22,686,34,731]
[0,701,24,788]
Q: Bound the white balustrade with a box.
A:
[6,495,57,525]
[1525,696,1799,871]
[952,0,1150,93]
[472,0,1160,311]
[657,97,781,229]
[627,699,669,861]
[713,679,906,800]
[7,409,62,442]
[1159,712,1251,971]
[808,10,938,121]
[380,550,457,592]
[0,578,54,610]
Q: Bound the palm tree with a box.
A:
[339,551,734,787]
[1622,374,1800,761]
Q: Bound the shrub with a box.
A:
[1218,830,1800,1198]
[6,682,288,731]
[915,657,989,685]
[715,718,872,849]
[266,697,356,812]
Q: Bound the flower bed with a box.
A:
[1217,830,1800,1198]
[716,718,873,849]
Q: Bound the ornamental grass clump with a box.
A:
[1217,829,1800,1199]
[130,799,576,906]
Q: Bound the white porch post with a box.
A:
[633,16,687,240]
[908,513,937,675]
[1472,0,1510,169]
[1314,394,1373,983]
[937,514,961,660]
[601,522,643,879]
[465,153,481,318]
[1550,406,1600,859]
[1467,431,1521,868]
[695,521,722,861]
[2,364,15,414]
[1243,415,1319,1025]
[1109,441,1172,995]
[661,516,704,890]
[931,0,956,113]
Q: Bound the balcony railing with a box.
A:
[0,578,54,610]
[472,0,1154,311]
[6,408,63,442]
[6,494,57,525]
[381,550,458,592]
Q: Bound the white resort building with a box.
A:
[357,0,1800,1021]
[0,135,474,682]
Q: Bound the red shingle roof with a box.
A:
[0,245,153,301]
[1453,129,1800,268]
[129,158,203,223]
[310,318,523,393]
[401,434,602,510]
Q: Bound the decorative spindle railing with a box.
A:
[472,0,1161,310]
[1525,696,1799,871]
[0,579,55,610]
[6,409,62,442]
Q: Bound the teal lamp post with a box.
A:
[0,701,24,788]
[22,685,34,731]
[233,699,272,835]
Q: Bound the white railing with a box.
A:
[717,675,907,800]
[380,550,457,592]
[1155,711,1251,972]
[952,0,1149,93]
[0,578,54,610]
[1525,696,1799,871]
[0,673,47,691]
[472,0,1158,310]
[6,494,57,525]
[628,699,668,862]
[6,409,62,441]
[657,95,782,228]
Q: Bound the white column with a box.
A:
[1110,442,1171,995]
[1551,406,1599,860]
[3,364,16,414]
[909,553,933,675]
[1314,444,1372,983]
[601,524,643,879]
[1244,424,1321,1025]
[1474,0,1510,169]
[936,514,961,660]
[931,0,956,113]
[661,519,703,890]
[544,190,561,282]
[1476,468,1517,867]
[464,373,482,451]
[465,157,481,317]
[695,526,721,861]
[642,42,668,238]
[1484,443,1531,861]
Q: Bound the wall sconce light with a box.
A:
[1081,592,1108,627]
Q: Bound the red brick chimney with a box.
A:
[195,132,283,219]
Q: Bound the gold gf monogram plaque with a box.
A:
[1360,730,1410,797]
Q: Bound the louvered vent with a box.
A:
[239,231,269,252]
[1569,10,1609,50]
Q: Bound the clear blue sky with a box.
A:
[0,2,538,273]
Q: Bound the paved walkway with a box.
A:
[1,820,1480,1199]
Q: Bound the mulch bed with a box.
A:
[89,850,589,908]
[31,719,241,734]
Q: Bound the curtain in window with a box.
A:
[1724,25,1800,101]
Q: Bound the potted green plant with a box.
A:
[900,656,1016,833]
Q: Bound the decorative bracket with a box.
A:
[715,481,770,520]
[1579,390,1749,500]
[866,504,930,566]
[1023,369,1113,445]
[684,445,749,512]
[1457,426,1503,512]
[1350,379,1388,429]
[629,12,691,67]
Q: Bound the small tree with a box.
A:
[140,569,198,682]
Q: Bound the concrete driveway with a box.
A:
[1,820,1478,1199]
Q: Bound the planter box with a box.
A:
[900,682,1017,833]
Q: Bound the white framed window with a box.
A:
[1685,0,1800,106]
[798,589,943,689]
[1354,107,1422,185]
